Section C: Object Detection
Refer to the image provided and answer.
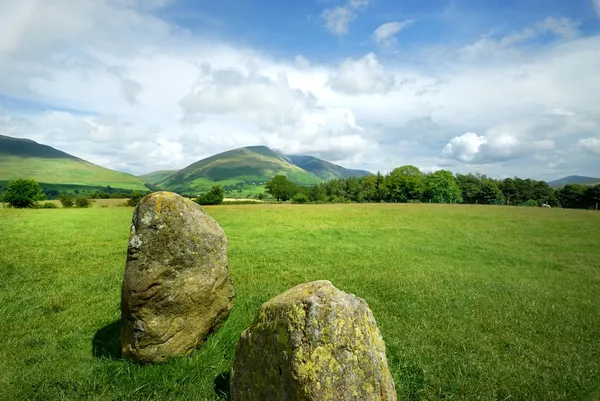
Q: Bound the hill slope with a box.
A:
[138,170,179,185]
[284,154,372,180]
[0,135,148,191]
[548,175,600,187]
[157,146,323,193]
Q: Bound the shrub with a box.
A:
[34,202,58,209]
[126,193,145,207]
[75,196,91,208]
[292,193,308,204]
[3,178,45,208]
[222,200,262,205]
[522,199,539,207]
[59,193,75,208]
[197,186,225,205]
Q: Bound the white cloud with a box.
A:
[328,53,395,95]
[594,0,600,18]
[501,17,580,46]
[322,0,370,36]
[577,137,600,155]
[294,55,311,69]
[0,2,599,179]
[442,132,555,164]
[373,21,413,47]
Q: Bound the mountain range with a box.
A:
[2,134,596,194]
[0,134,148,192]
[547,175,600,188]
[0,135,371,194]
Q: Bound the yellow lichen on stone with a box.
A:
[230,280,397,401]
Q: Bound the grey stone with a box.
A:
[230,280,396,400]
[120,191,234,363]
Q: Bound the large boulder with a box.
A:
[230,280,397,401]
[120,191,234,363]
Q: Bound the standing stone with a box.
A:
[120,191,234,363]
[230,280,397,401]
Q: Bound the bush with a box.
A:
[3,178,45,208]
[126,193,145,207]
[197,186,225,205]
[222,200,262,205]
[59,193,75,208]
[292,193,308,204]
[34,202,58,209]
[75,196,91,208]
[522,199,539,207]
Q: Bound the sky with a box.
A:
[1,0,599,179]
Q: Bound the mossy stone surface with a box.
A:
[230,280,396,400]
[120,191,234,363]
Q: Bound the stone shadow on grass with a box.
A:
[214,370,231,400]
[92,320,122,359]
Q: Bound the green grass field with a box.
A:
[1,204,599,400]
[0,156,148,191]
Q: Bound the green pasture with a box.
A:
[0,204,599,400]
[0,156,147,191]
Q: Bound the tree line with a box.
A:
[264,167,600,210]
[3,171,599,210]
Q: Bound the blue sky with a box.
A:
[0,0,599,179]
[159,0,599,58]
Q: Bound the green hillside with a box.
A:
[157,146,323,193]
[0,135,148,192]
[548,175,600,188]
[284,154,372,181]
[138,170,178,185]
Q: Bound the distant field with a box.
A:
[0,156,148,191]
[33,198,129,208]
[1,204,599,400]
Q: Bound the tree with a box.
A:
[75,196,91,208]
[374,172,388,202]
[126,192,146,207]
[385,165,425,202]
[424,170,463,204]
[479,178,505,205]
[586,185,600,209]
[308,184,328,203]
[3,179,45,208]
[197,185,225,205]
[265,175,298,201]
[456,174,481,204]
[59,193,75,208]
[557,184,587,209]
[292,192,308,204]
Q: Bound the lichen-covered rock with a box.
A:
[120,191,234,363]
[230,280,396,401]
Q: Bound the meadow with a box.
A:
[0,156,148,192]
[0,204,599,400]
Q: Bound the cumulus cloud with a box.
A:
[0,1,599,178]
[322,0,370,36]
[373,21,413,47]
[328,53,395,95]
[442,132,555,164]
[577,137,600,155]
[178,64,376,162]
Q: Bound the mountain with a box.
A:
[0,135,148,192]
[548,175,600,187]
[138,170,179,185]
[156,146,323,193]
[283,154,372,181]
